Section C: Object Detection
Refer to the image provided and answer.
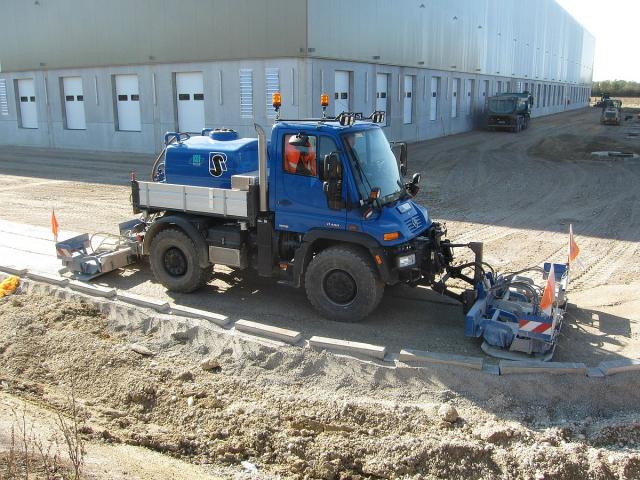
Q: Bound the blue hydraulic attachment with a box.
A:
[465,263,569,361]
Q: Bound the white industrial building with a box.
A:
[0,0,595,153]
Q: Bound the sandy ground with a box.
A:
[0,106,639,478]
[1,289,639,479]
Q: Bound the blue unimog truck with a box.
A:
[57,93,568,360]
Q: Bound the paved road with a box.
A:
[1,107,638,364]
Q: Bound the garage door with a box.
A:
[334,71,350,116]
[175,72,205,133]
[375,74,388,125]
[481,80,489,110]
[403,75,413,124]
[115,74,141,131]
[451,78,459,118]
[17,78,37,129]
[465,79,473,115]
[430,77,439,121]
[63,76,86,130]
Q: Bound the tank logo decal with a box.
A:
[209,152,228,177]
[191,154,202,166]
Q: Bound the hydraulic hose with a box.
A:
[150,145,168,181]
[150,133,190,181]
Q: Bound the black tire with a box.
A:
[149,228,211,293]
[304,245,384,322]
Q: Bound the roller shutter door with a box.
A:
[375,74,388,125]
[63,76,86,130]
[430,77,438,121]
[17,78,37,128]
[176,72,205,133]
[334,71,350,116]
[115,74,141,132]
[451,78,458,118]
[403,76,413,124]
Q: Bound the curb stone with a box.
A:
[117,291,170,312]
[499,360,588,375]
[309,336,386,360]
[598,359,640,376]
[0,265,28,276]
[235,319,302,345]
[69,280,116,298]
[482,364,501,375]
[399,349,484,370]
[170,304,230,327]
[26,271,69,287]
[587,367,606,378]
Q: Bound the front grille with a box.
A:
[405,214,424,234]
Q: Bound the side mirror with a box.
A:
[406,172,421,198]
[323,153,342,181]
[399,143,408,177]
[322,153,344,210]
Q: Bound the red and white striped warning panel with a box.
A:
[518,319,554,336]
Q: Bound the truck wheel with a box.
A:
[149,228,211,293]
[304,245,384,322]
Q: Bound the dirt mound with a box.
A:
[528,134,637,161]
[1,292,639,479]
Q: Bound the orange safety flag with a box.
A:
[539,263,556,316]
[568,224,580,264]
[51,210,59,242]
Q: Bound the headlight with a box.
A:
[397,253,416,268]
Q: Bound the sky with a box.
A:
[555,0,640,81]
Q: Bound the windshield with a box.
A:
[342,128,403,205]
[489,98,516,114]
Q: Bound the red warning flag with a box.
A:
[539,263,556,316]
[568,224,580,264]
[51,210,59,242]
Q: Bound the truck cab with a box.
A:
[270,120,429,247]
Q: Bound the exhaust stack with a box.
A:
[254,123,268,212]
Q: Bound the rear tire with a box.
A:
[149,228,212,293]
[305,245,384,322]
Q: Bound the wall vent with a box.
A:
[239,69,253,119]
[0,79,9,116]
[265,68,280,119]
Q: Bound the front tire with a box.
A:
[149,228,211,293]
[304,245,384,322]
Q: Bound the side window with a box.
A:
[283,134,317,177]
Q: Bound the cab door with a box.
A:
[275,132,347,233]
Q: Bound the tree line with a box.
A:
[592,80,640,97]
